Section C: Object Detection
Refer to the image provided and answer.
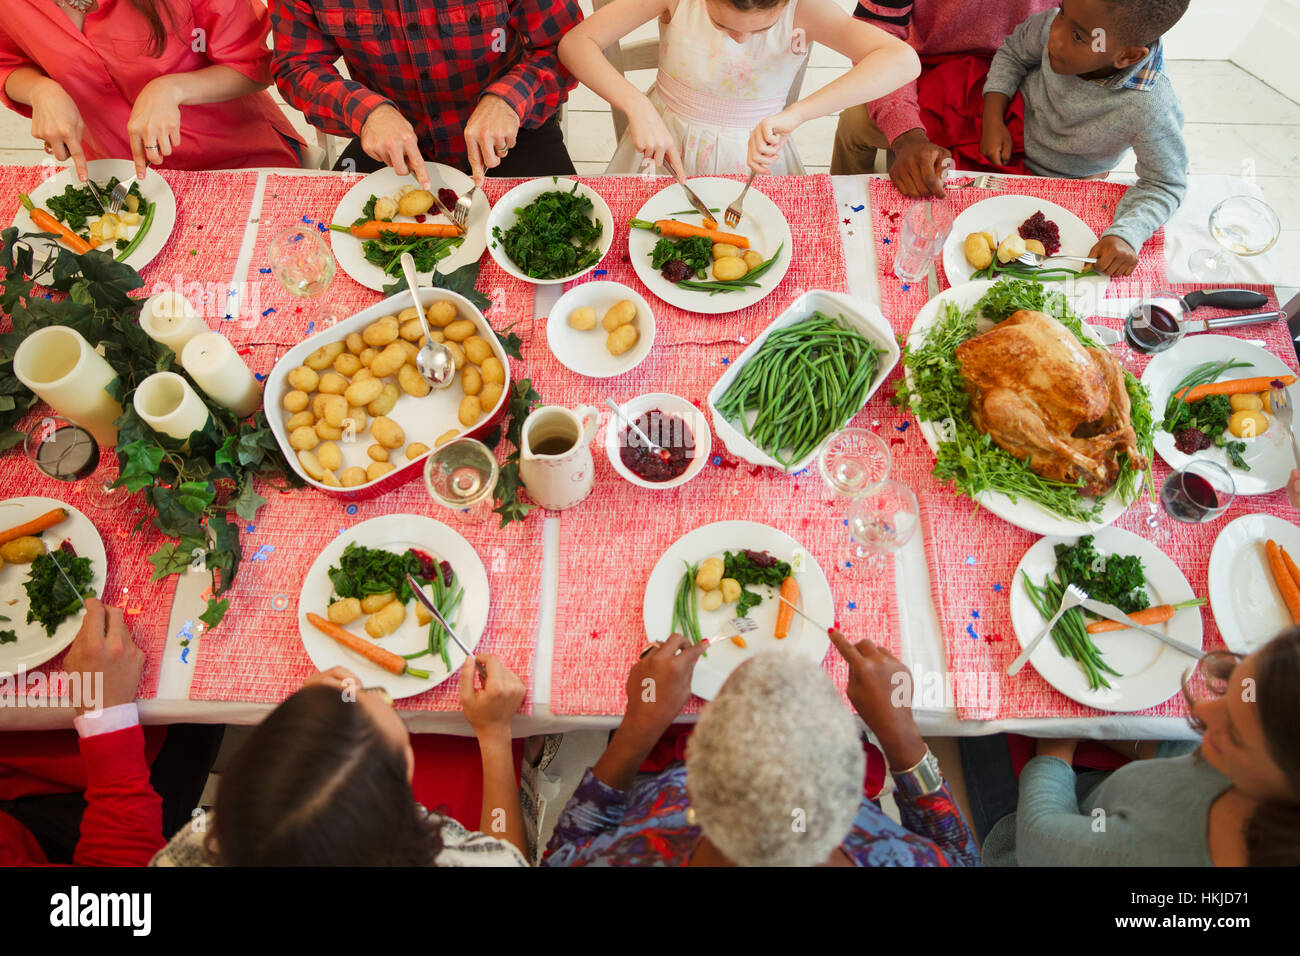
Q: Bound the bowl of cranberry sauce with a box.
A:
[604,392,712,490]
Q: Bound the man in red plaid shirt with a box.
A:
[270,0,582,188]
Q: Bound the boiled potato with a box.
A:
[458,396,482,426]
[700,589,724,612]
[606,324,639,356]
[435,428,460,448]
[1229,409,1268,438]
[321,394,348,428]
[444,319,476,342]
[397,306,419,325]
[373,196,398,221]
[601,300,637,332]
[719,578,741,604]
[397,189,434,217]
[1230,393,1264,412]
[400,318,425,342]
[359,347,378,367]
[327,597,362,626]
[365,602,406,639]
[463,336,492,365]
[712,243,742,260]
[368,383,400,417]
[742,250,763,272]
[372,416,405,449]
[398,363,431,397]
[344,377,384,408]
[317,441,342,471]
[444,341,466,370]
[285,410,315,431]
[428,300,458,328]
[712,257,747,281]
[318,372,349,395]
[362,316,399,347]
[978,229,997,250]
[298,449,327,481]
[311,393,330,418]
[475,360,504,390]
[0,536,44,564]
[406,442,430,460]
[304,341,344,370]
[696,563,723,591]
[366,461,395,481]
[1024,239,1046,257]
[479,381,504,411]
[352,367,375,384]
[340,466,368,488]
[286,366,319,392]
[370,342,408,379]
[461,366,482,396]
[360,591,396,614]
[315,420,343,441]
[283,390,309,413]
[964,233,994,269]
[289,425,319,451]
[346,332,366,355]
[333,352,362,377]
[996,234,1027,264]
[568,306,597,331]
[367,444,390,463]
[396,340,419,363]
[319,469,341,488]
[345,406,367,433]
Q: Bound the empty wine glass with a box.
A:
[424,438,498,524]
[266,225,350,330]
[843,479,919,577]
[817,428,891,502]
[1188,196,1280,282]
[24,416,128,509]
[893,200,953,281]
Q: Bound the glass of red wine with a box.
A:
[1154,460,1234,540]
[1124,292,1186,355]
[24,416,129,510]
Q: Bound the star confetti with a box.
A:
[993,583,1004,593]
[250,544,275,562]
[180,647,190,664]
[261,307,276,317]
[843,218,851,225]
[851,204,865,212]
[895,421,910,432]
[965,555,977,566]
[259,267,271,274]
[847,601,857,611]
[971,610,981,619]
[966,623,979,641]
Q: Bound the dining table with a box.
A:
[0,161,1294,743]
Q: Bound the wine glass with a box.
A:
[424,438,499,524]
[817,428,891,502]
[893,200,953,281]
[1144,459,1235,544]
[1187,196,1280,282]
[843,479,919,577]
[1123,292,1186,355]
[266,225,350,330]
[24,416,129,509]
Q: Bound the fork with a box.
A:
[955,174,1006,191]
[108,176,138,214]
[705,615,757,650]
[451,182,476,230]
[1270,384,1300,474]
[1006,583,1088,676]
[725,169,758,228]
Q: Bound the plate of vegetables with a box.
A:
[330,165,488,292]
[942,194,1105,289]
[1143,335,1298,495]
[643,520,833,700]
[298,514,488,698]
[1010,527,1204,711]
[11,159,175,269]
[487,177,613,285]
[1208,514,1300,654]
[0,498,105,678]
[627,177,792,315]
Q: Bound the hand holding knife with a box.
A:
[405,573,487,680]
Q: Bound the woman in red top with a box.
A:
[0,0,304,180]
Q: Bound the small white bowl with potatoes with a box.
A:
[546,280,655,378]
[265,288,510,500]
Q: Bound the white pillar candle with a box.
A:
[181,332,262,419]
[13,326,123,448]
[133,372,210,442]
[140,291,207,355]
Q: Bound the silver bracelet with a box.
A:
[891,747,944,798]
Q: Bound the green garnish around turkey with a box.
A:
[491,181,603,279]
[24,548,96,637]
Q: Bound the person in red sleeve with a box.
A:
[0,598,164,866]
[270,0,582,189]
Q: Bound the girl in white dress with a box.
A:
[559,0,919,177]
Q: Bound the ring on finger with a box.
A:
[494,144,508,157]
[43,142,53,154]
[639,641,662,659]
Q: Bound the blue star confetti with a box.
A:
[305,321,315,335]
[180,647,190,664]
[259,267,271,274]
[847,600,857,611]
[895,421,910,432]
[254,372,266,382]
[710,455,723,466]
[993,583,1004,593]
[971,609,981,619]
[882,237,892,245]
[262,307,276,317]
[965,555,977,566]
[245,524,255,533]
[966,623,979,641]
[250,544,275,562]
[594,269,608,277]
[721,357,730,365]
[851,204,865,212]
[792,467,809,477]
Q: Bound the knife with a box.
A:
[421,169,466,235]
[1283,292,1300,365]
[52,546,87,610]
[405,572,487,680]
[670,169,717,226]
[1078,596,1203,659]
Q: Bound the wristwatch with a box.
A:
[891,747,944,798]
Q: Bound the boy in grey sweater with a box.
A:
[980,0,1190,276]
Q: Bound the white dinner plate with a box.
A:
[643,520,833,700]
[298,514,488,698]
[1142,335,1296,495]
[1010,526,1203,712]
[330,165,488,292]
[1208,513,1300,654]
[546,280,655,377]
[905,280,1142,536]
[627,177,793,315]
[0,497,107,678]
[486,177,613,285]
[12,159,176,271]
[942,194,1107,292]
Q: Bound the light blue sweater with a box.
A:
[982,742,1231,867]
[983,8,1189,251]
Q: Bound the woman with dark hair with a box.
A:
[0,0,303,180]
[151,656,531,867]
[980,628,1300,866]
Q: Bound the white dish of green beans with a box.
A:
[707,291,899,473]
[1009,526,1202,712]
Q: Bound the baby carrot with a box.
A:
[306,611,407,676]
[18,194,93,254]
[1265,540,1300,626]
[774,576,799,639]
[1084,598,1206,634]
[339,221,461,239]
[1279,546,1300,600]
[1176,376,1296,403]
[0,507,67,547]
[629,218,749,248]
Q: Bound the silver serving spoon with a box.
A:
[399,252,455,390]
[604,397,670,461]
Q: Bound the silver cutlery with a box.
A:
[108,176,137,214]
[776,593,831,633]
[724,169,757,228]
[451,183,476,231]
[405,573,488,680]
[85,180,107,214]
[399,253,455,390]
[51,549,87,610]
[1270,383,1300,474]
[671,169,716,224]
[1016,250,1099,269]
[706,615,757,644]
[604,397,668,460]
[956,174,1006,191]
[423,169,466,235]
[1076,596,1203,659]
[1007,583,1087,676]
